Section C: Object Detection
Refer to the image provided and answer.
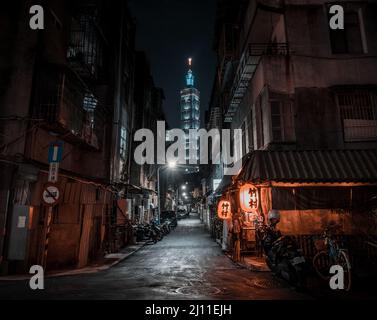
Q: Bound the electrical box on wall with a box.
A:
[7,205,30,261]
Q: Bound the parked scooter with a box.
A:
[132,223,159,243]
[258,210,307,290]
[161,220,171,235]
[146,223,159,243]
[151,221,164,241]
[133,224,147,242]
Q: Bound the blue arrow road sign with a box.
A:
[48,141,63,163]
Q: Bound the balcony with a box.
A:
[32,64,107,150]
[224,42,288,122]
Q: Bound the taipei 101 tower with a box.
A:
[180,58,200,163]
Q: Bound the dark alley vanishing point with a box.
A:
[0,215,309,300]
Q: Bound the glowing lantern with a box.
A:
[239,184,259,213]
[217,200,232,220]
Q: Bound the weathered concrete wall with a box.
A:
[231,0,377,152]
[285,2,377,88]
[294,87,343,149]
[0,1,38,154]
[28,128,110,181]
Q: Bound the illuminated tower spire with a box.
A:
[186,57,194,87]
[180,57,200,165]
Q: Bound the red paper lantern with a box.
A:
[239,184,259,213]
[217,200,232,220]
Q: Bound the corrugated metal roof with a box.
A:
[236,149,377,183]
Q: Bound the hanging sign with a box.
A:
[239,184,259,213]
[217,200,232,220]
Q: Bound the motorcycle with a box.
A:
[151,222,164,241]
[161,220,171,235]
[147,224,159,243]
[133,224,147,242]
[140,223,158,244]
[133,223,159,244]
[258,223,307,290]
[257,223,281,255]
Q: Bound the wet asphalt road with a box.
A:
[0,215,309,300]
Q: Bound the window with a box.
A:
[329,9,365,54]
[270,101,295,142]
[67,9,104,78]
[120,126,128,160]
[337,89,377,142]
[83,93,97,129]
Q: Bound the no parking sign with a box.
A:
[42,183,61,207]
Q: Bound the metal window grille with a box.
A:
[337,89,377,141]
[120,126,128,160]
[67,11,103,79]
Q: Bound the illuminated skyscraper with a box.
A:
[180,58,200,162]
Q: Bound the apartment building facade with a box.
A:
[128,52,165,225]
[0,0,137,274]
[206,0,377,262]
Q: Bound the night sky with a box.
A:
[128,0,217,129]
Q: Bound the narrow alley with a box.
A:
[0,215,308,300]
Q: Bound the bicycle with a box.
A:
[312,226,352,291]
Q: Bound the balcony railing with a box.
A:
[224,42,289,122]
[33,64,106,150]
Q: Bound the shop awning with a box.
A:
[142,188,157,195]
[123,183,143,194]
[214,174,234,196]
[236,149,377,184]
[142,188,157,199]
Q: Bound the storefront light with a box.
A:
[239,183,259,213]
[217,200,232,220]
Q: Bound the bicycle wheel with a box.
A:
[337,250,351,291]
[313,251,331,280]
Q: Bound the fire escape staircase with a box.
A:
[224,42,288,122]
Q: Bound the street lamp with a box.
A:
[157,162,191,224]
[181,185,186,190]
[168,161,176,168]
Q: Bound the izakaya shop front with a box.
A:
[217,149,377,270]
[216,180,266,257]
